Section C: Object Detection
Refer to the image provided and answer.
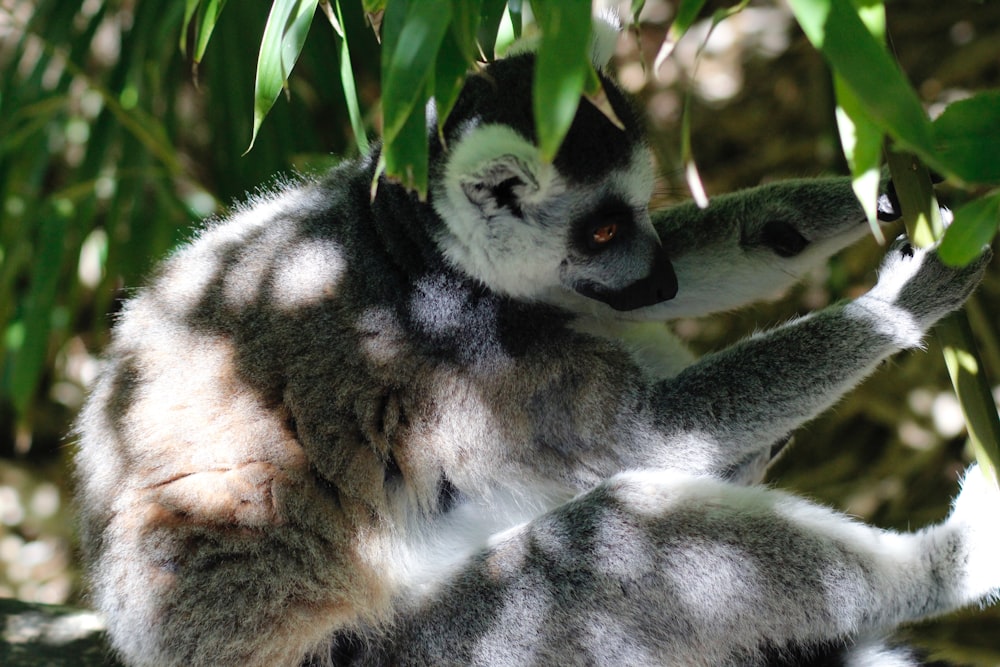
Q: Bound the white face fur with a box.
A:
[432,121,670,316]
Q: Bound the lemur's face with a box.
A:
[431,54,676,316]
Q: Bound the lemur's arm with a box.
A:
[378,465,1000,667]
[636,239,990,478]
[550,239,989,484]
[647,177,896,319]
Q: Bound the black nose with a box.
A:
[574,245,678,311]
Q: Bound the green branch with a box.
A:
[886,150,1000,485]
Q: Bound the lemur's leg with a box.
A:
[374,466,1000,667]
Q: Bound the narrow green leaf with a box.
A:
[938,193,1000,267]
[380,0,451,146]
[194,0,229,63]
[8,212,68,416]
[532,2,592,162]
[383,85,431,197]
[509,0,523,39]
[180,0,202,54]
[787,0,934,157]
[630,0,647,24]
[247,0,320,154]
[830,2,884,240]
[835,78,883,241]
[478,0,509,60]
[435,29,473,136]
[333,0,370,153]
[932,91,1000,185]
[451,0,483,62]
[673,0,708,36]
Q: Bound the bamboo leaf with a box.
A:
[532,1,592,162]
[450,0,483,62]
[674,0,709,36]
[478,0,509,60]
[247,0,320,154]
[194,0,229,63]
[787,0,934,157]
[831,2,884,240]
[938,193,1000,267]
[932,91,1000,185]
[325,0,369,153]
[380,0,451,146]
[181,0,202,54]
[7,210,69,416]
[435,28,473,136]
[835,78,883,240]
[630,0,646,24]
[382,82,430,197]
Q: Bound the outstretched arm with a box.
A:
[648,177,893,319]
[640,238,990,478]
[378,466,1000,667]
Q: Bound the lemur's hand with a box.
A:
[855,236,991,347]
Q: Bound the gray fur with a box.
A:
[75,53,997,667]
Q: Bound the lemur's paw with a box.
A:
[867,236,990,336]
[947,465,1000,603]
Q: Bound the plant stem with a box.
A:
[886,150,1000,485]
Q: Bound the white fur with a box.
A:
[433,124,568,301]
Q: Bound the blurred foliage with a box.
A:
[1,0,1000,663]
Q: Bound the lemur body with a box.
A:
[75,49,997,667]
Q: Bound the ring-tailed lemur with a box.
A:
[75,41,997,667]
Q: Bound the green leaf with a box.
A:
[673,0,708,37]
[383,82,431,197]
[435,29,473,136]
[247,0,319,154]
[831,2,884,240]
[380,0,451,146]
[509,0,523,39]
[938,193,1000,266]
[630,0,647,24]
[193,0,229,63]
[835,78,884,240]
[8,211,69,416]
[451,0,483,62]
[532,1,593,162]
[787,0,934,157]
[932,92,1000,185]
[332,0,369,153]
[180,0,202,54]
[478,0,509,61]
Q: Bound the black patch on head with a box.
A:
[760,219,809,258]
[574,243,678,311]
[436,54,645,185]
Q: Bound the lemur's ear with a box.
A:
[459,154,539,215]
[444,124,550,217]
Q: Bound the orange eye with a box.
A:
[592,223,618,245]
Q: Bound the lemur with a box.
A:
[75,34,996,667]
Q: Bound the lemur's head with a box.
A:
[431,47,677,316]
